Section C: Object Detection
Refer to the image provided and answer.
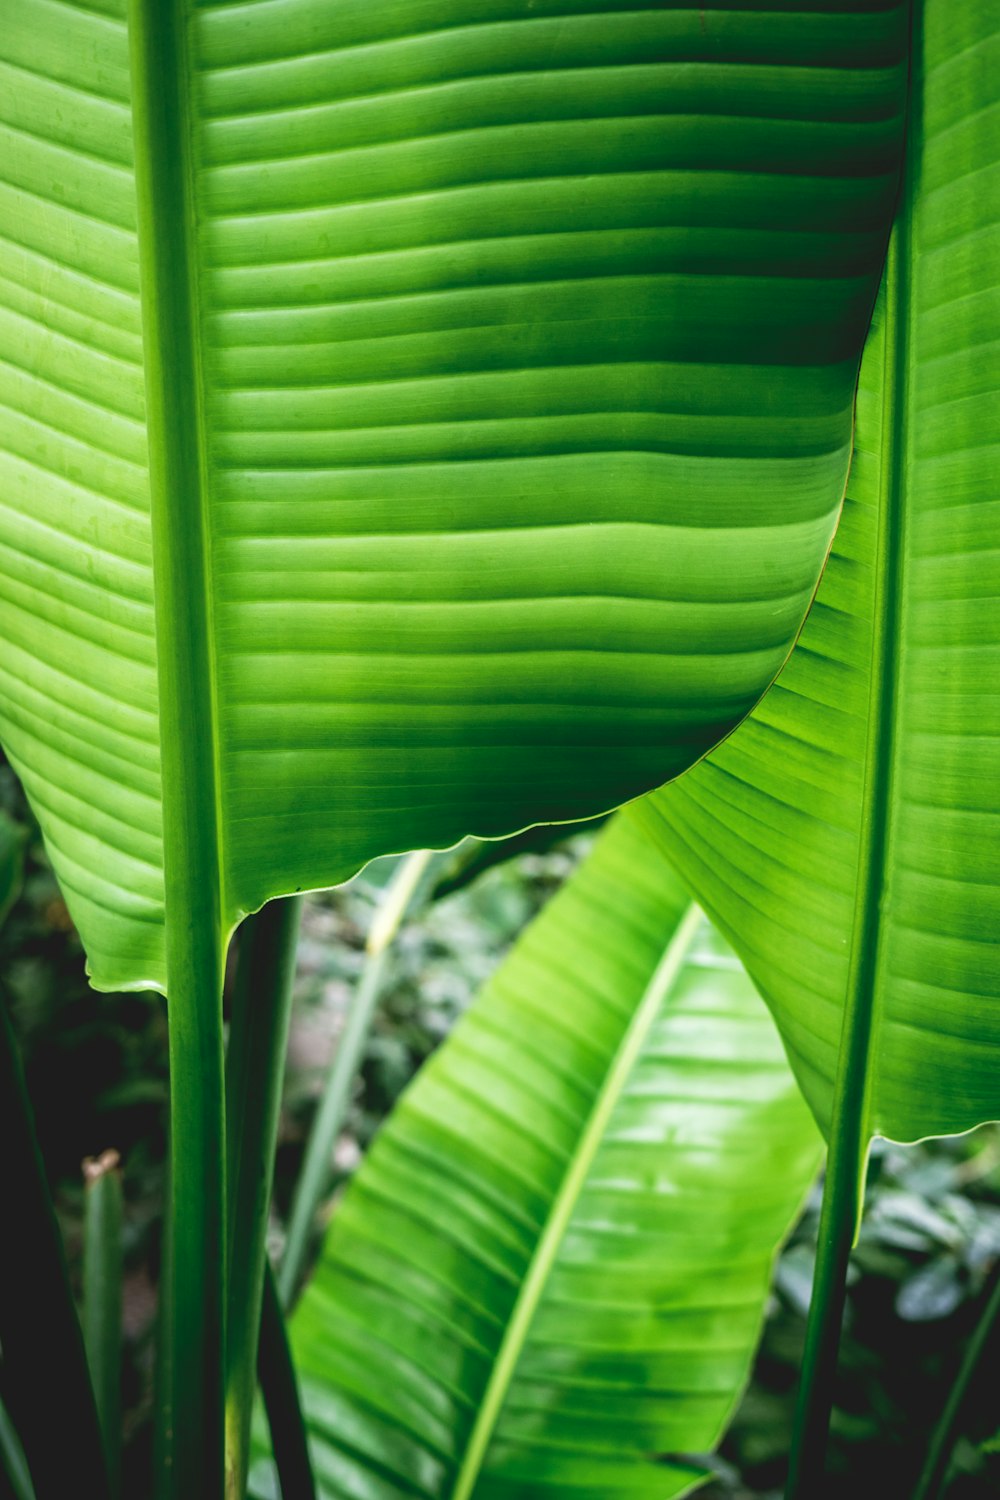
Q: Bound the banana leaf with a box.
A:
[0,3,904,1487]
[637,0,1000,1177]
[251,812,822,1500]
[0,1,907,992]
[633,5,1000,1484]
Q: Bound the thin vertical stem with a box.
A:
[164,972,226,1500]
[277,944,386,1309]
[786,12,917,1468]
[153,1153,174,1500]
[0,997,109,1500]
[162,953,226,1500]
[278,852,432,1308]
[784,1152,862,1498]
[786,230,910,1499]
[224,897,303,1500]
[83,1151,124,1500]
[258,1263,315,1500]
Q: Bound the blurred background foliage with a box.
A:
[2,749,999,1499]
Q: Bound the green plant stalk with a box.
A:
[0,1396,35,1500]
[258,1263,315,1500]
[126,4,227,1495]
[224,896,303,1500]
[912,1266,1000,1500]
[0,997,109,1500]
[275,944,384,1307]
[278,850,432,1307]
[785,195,912,1498]
[158,911,224,1500]
[153,1153,174,1500]
[783,1152,862,1499]
[83,1153,124,1500]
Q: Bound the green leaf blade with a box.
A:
[0,0,164,993]
[273,813,821,1500]
[203,0,906,918]
[635,0,1000,1150]
[0,2,909,990]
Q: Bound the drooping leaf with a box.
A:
[0,2,908,993]
[632,13,1000,1482]
[251,812,821,1500]
[636,2,1000,1151]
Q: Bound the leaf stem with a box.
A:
[258,1263,315,1500]
[83,1151,124,1500]
[277,851,431,1308]
[126,0,226,1491]
[0,996,109,1500]
[784,1150,862,1498]
[153,1154,174,1500]
[163,962,226,1500]
[786,21,917,1473]
[224,897,303,1500]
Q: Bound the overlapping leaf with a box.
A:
[636,1,1000,1148]
[250,813,821,1500]
[0,0,907,991]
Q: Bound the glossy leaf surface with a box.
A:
[0,1,907,992]
[637,1,1000,1150]
[252,813,821,1500]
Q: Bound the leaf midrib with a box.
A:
[827,123,914,1202]
[127,5,228,1492]
[128,1,224,949]
[449,899,703,1500]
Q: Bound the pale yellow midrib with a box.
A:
[449,899,703,1500]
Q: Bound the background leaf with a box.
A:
[252,812,821,1499]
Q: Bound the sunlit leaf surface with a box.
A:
[638,2,1000,1148]
[253,814,821,1500]
[0,1,905,991]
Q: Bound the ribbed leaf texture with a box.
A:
[636,1,1000,1146]
[0,1,906,993]
[250,813,821,1500]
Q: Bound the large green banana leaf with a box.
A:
[251,812,821,1500]
[636,1,1000,1151]
[0,1,908,994]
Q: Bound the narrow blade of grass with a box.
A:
[83,1151,124,1500]
[277,851,431,1307]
